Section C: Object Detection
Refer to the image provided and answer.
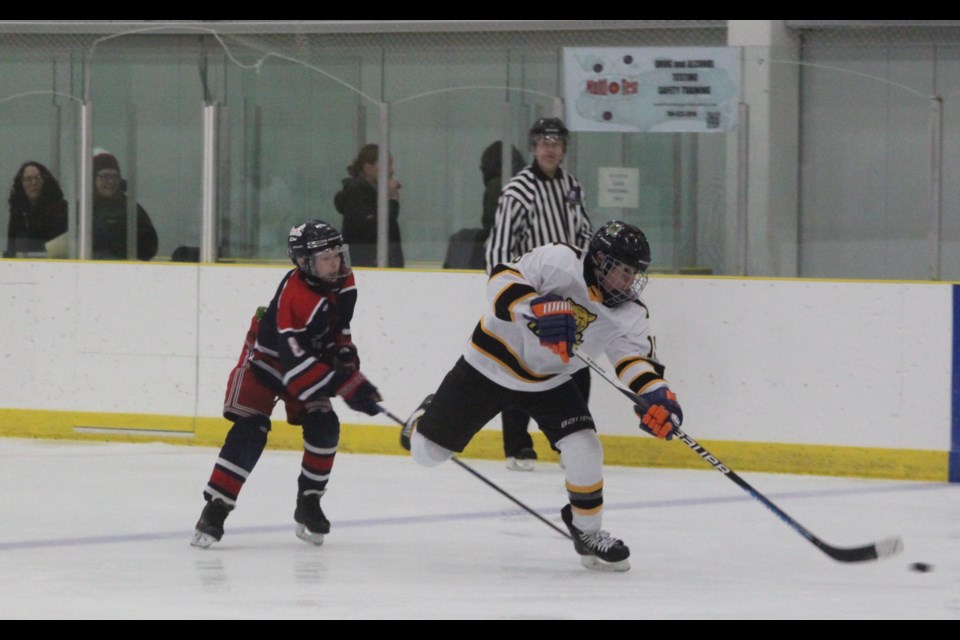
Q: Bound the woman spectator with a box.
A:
[4,161,68,258]
[333,144,404,268]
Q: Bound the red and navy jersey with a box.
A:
[250,268,358,401]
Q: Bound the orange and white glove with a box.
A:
[524,294,576,363]
[635,387,683,440]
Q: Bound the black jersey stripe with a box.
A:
[614,356,645,377]
[614,356,666,378]
[490,263,520,278]
[469,320,556,383]
[625,371,665,395]
[493,282,536,322]
[614,356,667,394]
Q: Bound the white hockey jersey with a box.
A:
[462,242,669,394]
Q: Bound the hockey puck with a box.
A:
[909,562,933,573]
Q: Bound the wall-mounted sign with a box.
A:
[597,167,639,209]
[564,47,740,133]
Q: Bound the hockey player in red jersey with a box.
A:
[401,220,683,572]
[192,220,383,548]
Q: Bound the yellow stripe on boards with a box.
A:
[0,408,946,482]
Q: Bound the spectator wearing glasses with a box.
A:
[92,152,158,261]
[4,161,68,258]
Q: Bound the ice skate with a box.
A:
[294,494,330,545]
[505,447,537,471]
[191,498,233,548]
[560,504,630,572]
[400,394,434,451]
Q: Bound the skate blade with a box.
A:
[505,458,535,472]
[190,531,217,549]
[579,555,630,572]
[295,524,325,546]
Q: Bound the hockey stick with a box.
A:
[573,349,904,563]
[377,406,572,540]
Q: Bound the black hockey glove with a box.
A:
[336,371,382,416]
[333,344,360,373]
[635,387,683,440]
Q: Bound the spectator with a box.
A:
[479,141,525,240]
[442,141,523,270]
[4,161,68,258]
[92,152,158,261]
[334,144,404,268]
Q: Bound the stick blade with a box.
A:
[819,535,904,563]
[874,536,905,559]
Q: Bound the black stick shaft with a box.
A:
[573,349,903,563]
[379,406,572,540]
[449,458,572,539]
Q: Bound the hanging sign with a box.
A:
[563,47,740,133]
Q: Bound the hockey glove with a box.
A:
[333,344,360,373]
[524,294,576,363]
[336,371,382,416]
[635,387,683,440]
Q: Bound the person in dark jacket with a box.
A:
[333,144,404,268]
[443,142,525,270]
[92,152,158,261]
[479,141,525,239]
[4,161,68,258]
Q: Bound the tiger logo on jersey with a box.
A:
[526,297,597,347]
[570,299,597,345]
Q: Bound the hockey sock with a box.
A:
[556,429,604,532]
[298,410,340,495]
[203,416,269,505]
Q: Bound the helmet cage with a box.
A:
[594,253,649,306]
[295,244,352,282]
[288,220,352,283]
[588,220,651,307]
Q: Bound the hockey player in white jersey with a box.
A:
[401,220,683,571]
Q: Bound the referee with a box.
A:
[484,117,593,471]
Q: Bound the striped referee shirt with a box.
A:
[484,161,593,274]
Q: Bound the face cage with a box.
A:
[595,254,649,306]
[299,244,352,282]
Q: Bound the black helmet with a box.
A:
[588,220,651,307]
[528,117,570,151]
[288,219,352,284]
